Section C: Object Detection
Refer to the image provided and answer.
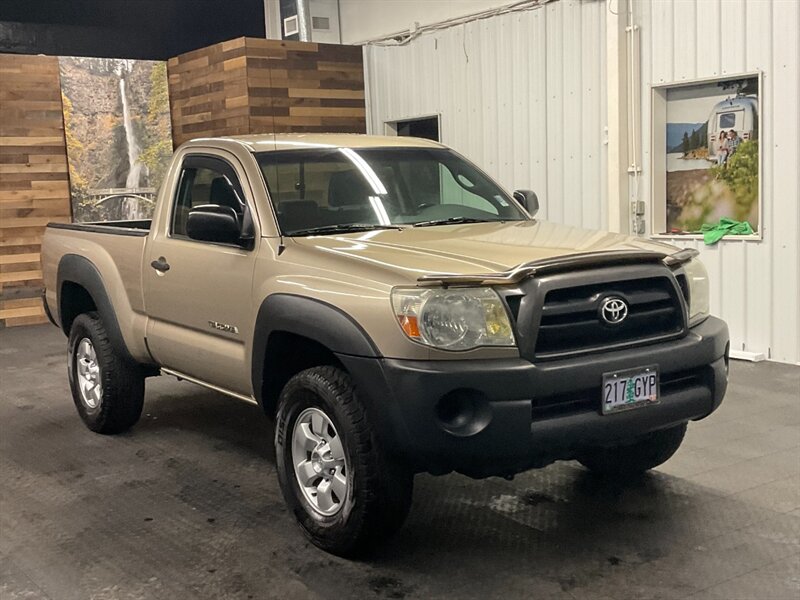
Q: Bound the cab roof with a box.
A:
[187,133,445,153]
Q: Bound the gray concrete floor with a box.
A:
[1,324,799,600]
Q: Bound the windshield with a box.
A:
[255,147,528,236]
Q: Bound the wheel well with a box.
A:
[59,282,97,334]
[261,331,343,416]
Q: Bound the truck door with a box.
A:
[143,152,258,395]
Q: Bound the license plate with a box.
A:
[602,365,659,415]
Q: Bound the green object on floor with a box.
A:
[700,218,755,245]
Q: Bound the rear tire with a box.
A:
[275,366,413,557]
[68,312,145,434]
[577,423,687,478]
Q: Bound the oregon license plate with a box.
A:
[602,366,659,415]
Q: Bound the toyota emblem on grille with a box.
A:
[599,296,628,325]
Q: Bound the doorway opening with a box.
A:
[385,115,440,142]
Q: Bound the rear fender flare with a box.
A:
[57,254,135,363]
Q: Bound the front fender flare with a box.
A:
[251,293,380,405]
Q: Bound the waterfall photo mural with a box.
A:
[58,57,173,222]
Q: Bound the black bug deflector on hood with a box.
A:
[416,248,699,287]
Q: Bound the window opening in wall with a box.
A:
[283,15,299,37]
[312,16,330,30]
[651,73,761,239]
[386,116,440,142]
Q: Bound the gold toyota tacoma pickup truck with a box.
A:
[42,134,729,556]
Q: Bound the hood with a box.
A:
[288,220,680,285]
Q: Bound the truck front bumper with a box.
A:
[338,316,729,478]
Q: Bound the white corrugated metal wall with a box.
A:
[363,0,800,364]
[637,0,800,364]
[364,0,608,229]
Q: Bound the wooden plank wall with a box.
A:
[167,38,251,145]
[0,40,363,326]
[168,37,366,146]
[0,54,71,327]
[246,38,366,135]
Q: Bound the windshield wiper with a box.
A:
[287,223,405,237]
[412,216,493,228]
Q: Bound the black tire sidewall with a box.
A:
[275,372,362,548]
[68,314,106,427]
[67,312,144,434]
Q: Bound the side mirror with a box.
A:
[513,189,539,216]
[186,204,243,245]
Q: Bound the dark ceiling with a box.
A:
[0,0,266,60]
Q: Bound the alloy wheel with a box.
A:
[76,338,103,409]
[291,407,349,516]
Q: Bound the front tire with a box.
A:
[68,312,145,434]
[577,423,687,478]
[275,366,413,556]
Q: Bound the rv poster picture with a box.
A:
[664,75,759,234]
[707,96,759,160]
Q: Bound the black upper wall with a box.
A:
[0,0,266,60]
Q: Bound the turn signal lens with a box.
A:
[684,258,710,326]
[483,298,513,338]
[398,314,420,338]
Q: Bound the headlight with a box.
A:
[391,287,515,350]
[684,258,710,326]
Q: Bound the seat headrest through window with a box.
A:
[210,177,241,212]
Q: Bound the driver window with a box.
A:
[172,158,245,237]
[439,166,499,214]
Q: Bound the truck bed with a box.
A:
[41,220,152,341]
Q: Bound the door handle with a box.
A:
[151,257,170,273]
